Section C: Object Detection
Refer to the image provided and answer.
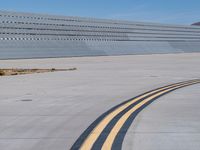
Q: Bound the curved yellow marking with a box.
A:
[101,81,200,149]
[80,80,199,150]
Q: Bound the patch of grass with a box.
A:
[51,68,56,71]
[67,68,77,71]
[0,69,5,76]
[0,68,77,76]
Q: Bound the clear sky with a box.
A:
[0,0,199,25]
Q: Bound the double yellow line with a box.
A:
[71,79,200,150]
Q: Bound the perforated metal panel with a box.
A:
[0,10,200,59]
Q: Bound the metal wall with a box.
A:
[0,10,200,59]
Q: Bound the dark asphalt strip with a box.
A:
[70,79,199,150]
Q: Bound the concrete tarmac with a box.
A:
[0,53,200,150]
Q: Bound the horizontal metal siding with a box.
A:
[0,10,200,59]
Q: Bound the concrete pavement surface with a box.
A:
[123,83,200,150]
[0,53,200,150]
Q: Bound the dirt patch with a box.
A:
[0,68,77,76]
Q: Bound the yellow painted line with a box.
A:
[80,80,199,150]
[101,81,199,149]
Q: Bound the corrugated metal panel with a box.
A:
[0,10,200,59]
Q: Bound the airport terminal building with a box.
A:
[0,10,200,59]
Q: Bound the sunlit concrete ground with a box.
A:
[0,53,200,150]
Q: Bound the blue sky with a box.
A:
[0,0,199,25]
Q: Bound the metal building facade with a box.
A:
[0,10,200,59]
